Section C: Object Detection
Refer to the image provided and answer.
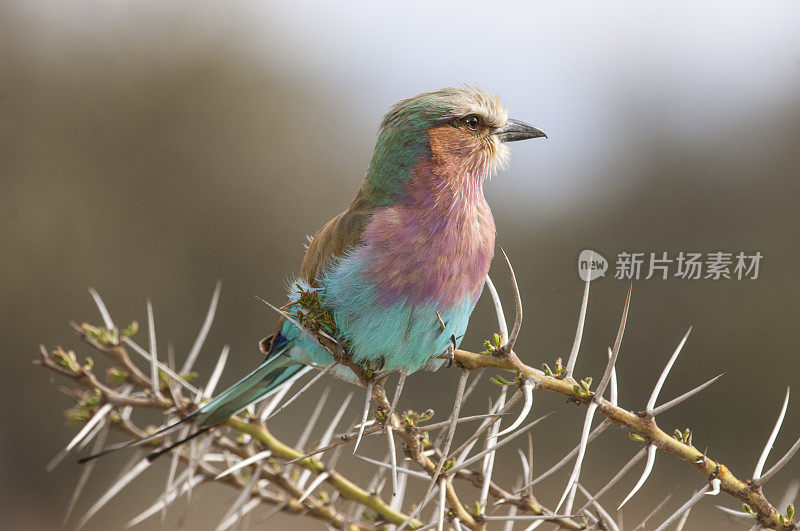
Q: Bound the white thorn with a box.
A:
[618,444,657,510]
[49,403,113,472]
[705,478,721,496]
[496,379,534,437]
[320,392,353,448]
[716,505,755,520]
[578,447,647,513]
[126,472,204,528]
[565,277,591,378]
[646,327,692,414]
[215,466,261,531]
[353,381,373,454]
[516,419,611,493]
[516,449,531,494]
[296,387,330,450]
[595,347,619,402]
[184,433,213,501]
[365,449,391,493]
[216,498,260,531]
[526,433,534,488]
[502,505,518,531]
[675,507,693,531]
[202,345,229,399]
[76,459,151,530]
[388,457,410,526]
[181,281,221,373]
[387,370,407,423]
[258,378,295,422]
[88,288,115,329]
[215,450,271,480]
[267,362,336,421]
[653,484,711,531]
[355,454,430,480]
[556,402,597,512]
[386,426,398,495]
[396,483,438,531]
[480,391,505,512]
[596,285,630,401]
[576,483,621,531]
[499,247,523,352]
[758,431,800,485]
[63,422,110,525]
[631,492,673,531]
[608,347,619,406]
[482,514,579,522]
[295,392,351,489]
[754,386,791,481]
[425,369,469,499]
[146,300,162,399]
[437,478,447,531]
[297,472,329,503]
[122,337,199,394]
[448,389,522,462]
[161,423,190,522]
[484,275,509,342]
[779,480,800,510]
[651,373,724,416]
[447,414,552,475]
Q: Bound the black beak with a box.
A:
[495,119,547,142]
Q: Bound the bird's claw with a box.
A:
[445,335,457,368]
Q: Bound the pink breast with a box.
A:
[362,191,495,308]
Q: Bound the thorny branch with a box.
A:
[36,269,800,530]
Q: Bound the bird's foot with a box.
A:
[445,335,457,368]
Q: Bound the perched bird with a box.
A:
[81,86,545,461]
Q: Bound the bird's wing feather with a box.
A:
[300,206,373,284]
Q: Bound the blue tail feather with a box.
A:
[79,333,308,464]
[194,352,309,427]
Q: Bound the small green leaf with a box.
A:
[629,433,647,443]
[491,375,512,386]
[53,347,81,373]
[106,367,129,385]
[787,503,794,520]
[121,321,139,338]
[417,409,434,422]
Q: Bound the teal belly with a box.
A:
[281,268,478,377]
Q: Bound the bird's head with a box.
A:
[363,87,545,206]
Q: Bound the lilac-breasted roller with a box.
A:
[81,87,545,460]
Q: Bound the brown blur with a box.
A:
[3,2,800,530]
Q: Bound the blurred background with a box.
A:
[3,1,800,529]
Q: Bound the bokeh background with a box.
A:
[3,2,800,529]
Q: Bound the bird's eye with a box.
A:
[464,115,480,130]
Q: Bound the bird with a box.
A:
[80,86,546,462]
